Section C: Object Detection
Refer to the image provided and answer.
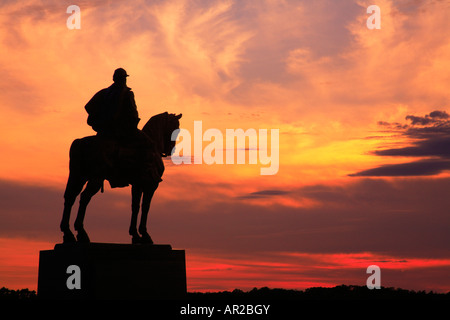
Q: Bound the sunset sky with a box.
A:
[1,0,450,293]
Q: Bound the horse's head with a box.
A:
[142,112,182,157]
[163,112,182,157]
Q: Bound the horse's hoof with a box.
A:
[131,235,142,244]
[140,232,153,245]
[76,229,91,243]
[63,231,76,243]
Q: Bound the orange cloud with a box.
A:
[186,249,450,292]
[2,0,448,186]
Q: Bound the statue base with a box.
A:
[37,242,187,299]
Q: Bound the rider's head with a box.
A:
[113,68,129,85]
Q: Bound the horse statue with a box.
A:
[60,112,182,244]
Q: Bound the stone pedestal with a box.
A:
[37,243,187,299]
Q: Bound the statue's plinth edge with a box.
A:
[53,242,173,254]
[37,242,187,300]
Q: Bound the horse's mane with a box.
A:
[141,112,168,153]
[141,111,181,156]
[142,112,168,133]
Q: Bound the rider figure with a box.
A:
[85,68,140,138]
[84,68,157,187]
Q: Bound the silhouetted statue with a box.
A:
[60,68,182,244]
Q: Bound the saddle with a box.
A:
[96,133,163,188]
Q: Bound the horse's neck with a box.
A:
[143,123,163,154]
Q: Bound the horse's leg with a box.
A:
[130,184,143,244]
[60,173,86,243]
[74,179,103,243]
[139,184,157,244]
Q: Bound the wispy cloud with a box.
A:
[237,189,291,199]
[351,110,450,176]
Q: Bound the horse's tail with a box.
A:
[68,136,98,177]
[68,136,107,191]
[63,138,87,200]
[64,136,103,200]
[69,138,84,173]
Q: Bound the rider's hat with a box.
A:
[113,68,129,81]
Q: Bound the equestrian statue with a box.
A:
[59,68,182,244]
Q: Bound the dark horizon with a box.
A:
[2,284,450,301]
